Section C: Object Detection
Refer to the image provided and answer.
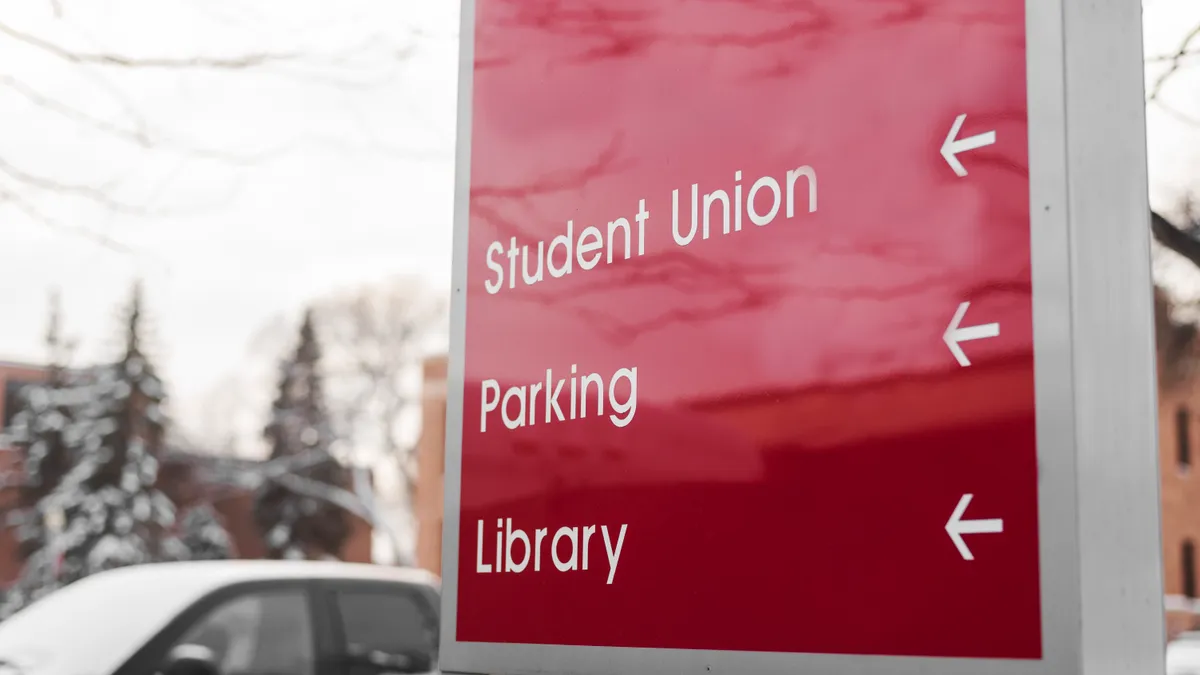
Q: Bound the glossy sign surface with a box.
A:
[457,0,1039,659]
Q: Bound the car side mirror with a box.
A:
[161,644,221,675]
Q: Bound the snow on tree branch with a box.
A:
[175,504,233,560]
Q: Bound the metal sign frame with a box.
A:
[439,0,1163,672]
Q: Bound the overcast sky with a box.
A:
[0,0,458,451]
[1148,0,1200,204]
[1,0,1199,449]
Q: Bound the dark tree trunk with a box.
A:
[1152,210,1200,269]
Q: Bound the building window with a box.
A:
[1185,540,1197,600]
[1180,407,1193,470]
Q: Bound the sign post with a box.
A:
[441,0,1163,672]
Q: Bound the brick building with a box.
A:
[0,360,49,586]
[413,290,1200,635]
[0,447,20,588]
[156,451,374,563]
[0,360,373,588]
[413,356,448,578]
[1156,288,1200,638]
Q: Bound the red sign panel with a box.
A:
[457,0,1039,659]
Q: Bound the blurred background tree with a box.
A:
[253,310,350,560]
[0,284,206,616]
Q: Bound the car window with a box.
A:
[171,589,315,675]
[335,589,437,674]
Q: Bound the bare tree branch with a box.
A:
[0,19,302,70]
[0,156,169,216]
[0,72,149,145]
[1152,97,1200,127]
[1153,209,1200,270]
[0,185,136,253]
[1147,50,1200,65]
[0,70,398,167]
[1149,24,1200,100]
[0,5,428,250]
[312,277,447,510]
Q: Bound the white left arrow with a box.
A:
[941,113,996,177]
[943,301,999,367]
[946,493,1003,561]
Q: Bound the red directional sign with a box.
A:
[448,0,1041,666]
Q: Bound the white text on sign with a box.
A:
[468,164,816,588]
[673,166,817,245]
[480,365,637,432]
[480,164,818,294]
[476,518,629,585]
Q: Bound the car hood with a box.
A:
[0,648,71,675]
[0,576,210,675]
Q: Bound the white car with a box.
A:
[1170,632,1200,675]
[0,560,441,675]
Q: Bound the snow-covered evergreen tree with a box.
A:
[5,292,79,563]
[176,504,233,561]
[0,284,181,619]
[6,381,77,562]
[254,309,350,560]
[49,285,178,583]
[0,547,61,620]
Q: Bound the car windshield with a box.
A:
[0,570,203,675]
